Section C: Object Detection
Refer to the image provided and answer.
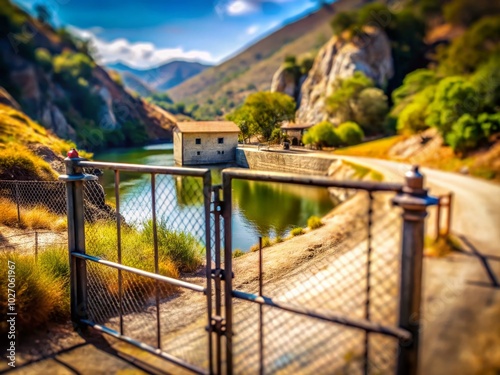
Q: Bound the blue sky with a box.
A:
[13,0,327,68]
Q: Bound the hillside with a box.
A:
[168,0,367,119]
[0,0,176,152]
[109,60,211,93]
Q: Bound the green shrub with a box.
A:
[274,236,284,244]
[307,216,323,230]
[233,249,245,258]
[337,122,364,146]
[302,121,340,149]
[35,47,53,72]
[53,50,94,83]
[445,114,485,154]
[290,227,304,237]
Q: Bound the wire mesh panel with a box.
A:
[223,170,408,375]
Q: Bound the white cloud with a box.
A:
[68,26,216,69]
[246,25,259,35]
[216,0,295,17]
[227,0,258,15]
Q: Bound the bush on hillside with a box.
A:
[302,121,340,149]
[307,216,323,230]
[337,122,364,146]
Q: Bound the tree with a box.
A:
[426,76,480,136]
[392,69,439,106]
[444,0,500,27]
[326,72,389,135]
[330,11,358,35]
[437,16,500,75]
[445,114,484,154]
[336,122,364,146]
[34,3,51,24]
[302,121,340,149]
[227,92,295,141]
[396,86,436,134]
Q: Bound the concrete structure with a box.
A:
[173,121,240,165]
[280,122,313,145]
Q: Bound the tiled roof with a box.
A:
[175,121,240,133]
[280,122,314,130]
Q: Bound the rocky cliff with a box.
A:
[0,0,176,149]
[273,26,393,124]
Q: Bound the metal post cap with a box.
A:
[405,165,424,191]
[67,148,79,158]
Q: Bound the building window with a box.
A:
[197,151,201,156]
[196,138,201,145]
[218,137,224,144]
[222,150,224,155]
[217,151,221,155]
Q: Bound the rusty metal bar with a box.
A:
[232,290,412,341]
[435,196,442,241]
[393,166,438,375]
[258,237,264,375]
[212,185,222,375]
[151,173,161,349]
[363,192,374,375]
[81,320,209,375]
[114,170,124,336]
[202,172,213,374]
[445,192,453,237]
[72,253,206,293]
[222,172,234,373]
[60,155,97,326]
[222,168,403,192]
[76,160,209,177]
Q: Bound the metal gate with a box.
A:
[62,153,436,375]
[60,155,215,374]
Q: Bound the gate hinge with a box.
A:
[211,268,234,281]
[207,315,226,336]
[211,200,224,214]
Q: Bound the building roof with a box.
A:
[280,122,314,130]
[175,121,240,133]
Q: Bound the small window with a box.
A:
[217,151,221,155]
[218,137,224,144]
[197,151,201,156]
[195,138,201,145]
[222,150,224,155]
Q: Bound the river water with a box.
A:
[94,144,334,252]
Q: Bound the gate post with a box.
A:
[59,149,97,327]
[393,166,438,375]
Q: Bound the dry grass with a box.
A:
[425,234,463,257]
[0,198,67,231]
[290,227,305,237]
[0,252,66,334]
[334,136,405,159]
[307,216,323,230]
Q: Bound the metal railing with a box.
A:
[60,152,437,375]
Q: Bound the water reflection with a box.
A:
[95,144,334,251]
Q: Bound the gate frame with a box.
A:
[220,166,438,375]
[60,152,215,375]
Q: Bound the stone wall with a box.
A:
[236,148,334,175]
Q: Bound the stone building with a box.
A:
[280,122,313,145]
[173,121,240,165]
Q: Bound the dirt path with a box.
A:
[333,155,500,375]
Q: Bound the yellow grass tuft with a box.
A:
[0,198,67,231]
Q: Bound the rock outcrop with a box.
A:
[296,27,393,124]
[270,66,303,100]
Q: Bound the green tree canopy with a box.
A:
[444,0,500,26]
[227,92,296,142]
[438,16,500,75]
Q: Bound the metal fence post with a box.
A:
[393,166,438,375]
[59,149,97,326]
[15,181,21,225]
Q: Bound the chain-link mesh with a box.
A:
[81,168,211,372]
[230,187,403,374]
